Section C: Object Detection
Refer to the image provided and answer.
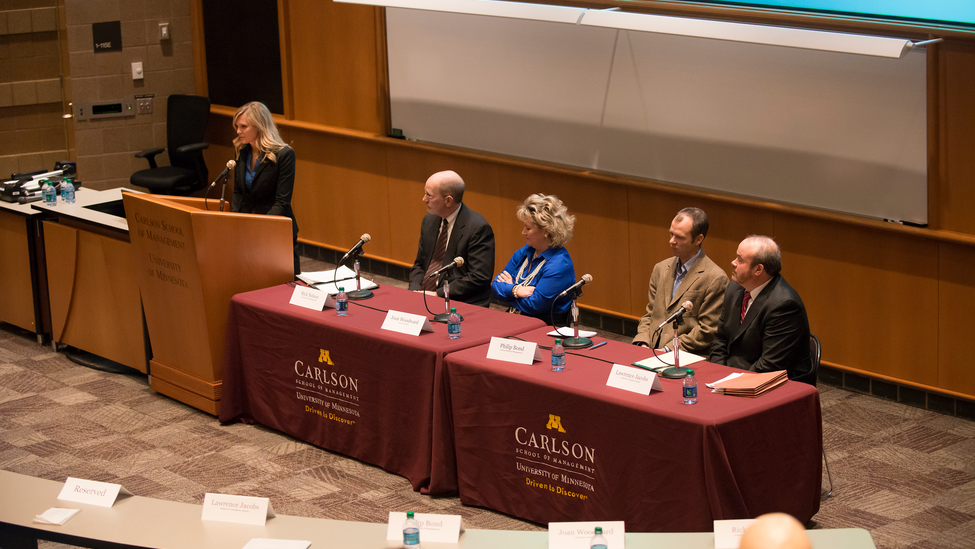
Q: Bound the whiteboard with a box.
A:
[386,8,927,224]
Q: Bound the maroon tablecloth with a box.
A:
[444,326,822,532]
[219,284,545,494]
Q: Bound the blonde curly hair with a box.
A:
[516,194,575,249]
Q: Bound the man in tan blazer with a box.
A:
[632,208,728,355]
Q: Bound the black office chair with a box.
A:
[130,95,211,195]
[809,333,834,497]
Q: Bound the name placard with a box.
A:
[381,310,434,336]
[289,285,334,311]
[57,478,132,508]
[714,519,756,549]
[606,364,663,395]
[548,521,626,549]
[201,493,276,525]
[486,336,541,364]
[385,512,464,544]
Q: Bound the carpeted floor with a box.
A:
[1,258,974,549]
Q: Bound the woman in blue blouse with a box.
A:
[492,194,576,324]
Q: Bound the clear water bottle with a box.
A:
[336,286,348,316]
[62,178,76,204]
[551,338,565,372]
[403,510,420,548]
[682,368,698,405]
[590,526,608,549]
[447,308,461,339]
[42,179,57,206]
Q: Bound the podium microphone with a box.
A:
[429,257,464,278]
[212,160,235,212]
[340,234,371,263]
[209,159,236,188]
[558,274,593,298]
[657,301,693,330]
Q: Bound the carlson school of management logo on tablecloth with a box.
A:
[513,414,598,501]
[293,348,361,427]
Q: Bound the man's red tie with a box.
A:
[740,291,751,323]
[423,218,449,292]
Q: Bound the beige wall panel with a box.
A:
[384,146,503,267]
[0,213,37,332]
[283,127,391,257]
[938,40,975,235]
[495,166,631,314]
[938,243,975,397]
[287,0,385,132]
[775,215,938,386]
[625,189,773,318]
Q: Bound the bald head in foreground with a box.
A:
[739,513,812,549]
[709,235,813,384]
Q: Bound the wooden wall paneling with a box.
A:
[495,166,632,315]
[938,242,975,398]
[0,213,38,332]
[202,115,237,204]
[282,127,391,258]
[625,189,774,318]
[927,38,942,230]
[937,39,975,234]
[384,146,503,268]
[287,0,385,132]
[190,0,208,95]
[278,0,295,119]
[774,215,939,387]
[44,221,145,372]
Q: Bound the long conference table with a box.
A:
[444,326,822,532]
[219,283,545,495]
[221,285,822,531]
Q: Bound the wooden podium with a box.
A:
[123,193,293,415]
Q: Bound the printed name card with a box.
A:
[548,520,626,549]
[381,310,434,336]
[486,336,542,364]
[606,364,663,395]
[289,285,335,311]
[57,478,132,508]
[385,512,464,543]
[201,493,275,525]
[714,519,756,549]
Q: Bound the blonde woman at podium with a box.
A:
[231,101,300,276]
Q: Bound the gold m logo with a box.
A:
[546,414,566,433]
[319,349,334,365]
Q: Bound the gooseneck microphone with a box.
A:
[657,300,694,330]
[428,257,465,278]
[210,159,236,188]
[557,274,593,298]
[340,234,371,263]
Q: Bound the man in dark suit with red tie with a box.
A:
[710,235,813,384]
[408,171,495,307]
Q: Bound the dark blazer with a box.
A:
[709,275,813,384]
[231,145,300,275]
[409,204,495,307]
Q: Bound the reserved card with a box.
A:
[57,478,132,508]
[385,512,464,544]
[548,521,626,549]
[381,310,434,336]
[486,336,542,364]
[201,493,275,526]
[289,285,335,311]
[606,364,663,395]
[714,519,756,549]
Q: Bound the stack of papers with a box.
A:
[34,508,80,525]
[297,265,378,295]
[710,370,788,397]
